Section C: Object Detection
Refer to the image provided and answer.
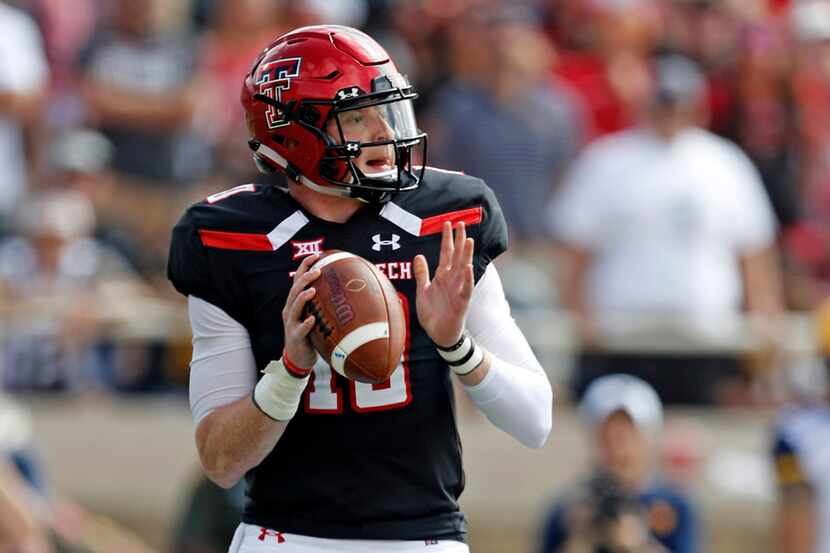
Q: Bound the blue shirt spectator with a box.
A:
[537,375,700,553]
[539,481,698,553]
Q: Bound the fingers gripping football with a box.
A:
[282,253,321,368]
[414,222,475,348]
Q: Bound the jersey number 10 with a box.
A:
[303,293,412,413]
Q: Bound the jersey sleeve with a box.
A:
[167,208,246,325]
[474,182,508,282]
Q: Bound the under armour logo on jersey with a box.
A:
[336,86,362,100]
[372,234,401,251]
[257,528,285,543]
[291,238,324,259]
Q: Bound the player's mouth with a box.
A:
[363,157,396,178]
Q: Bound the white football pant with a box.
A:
[228,523,471,553]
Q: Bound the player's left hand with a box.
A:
[414,221,475,348]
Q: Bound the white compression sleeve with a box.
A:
[462,265,553,448]
[188,296,256,426]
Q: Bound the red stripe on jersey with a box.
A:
[419,206,483,236]
[198,229,272,251]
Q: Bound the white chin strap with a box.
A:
[363,168,397,181]
[255,142,355,200]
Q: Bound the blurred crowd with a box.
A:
[4,1,830,551]
[1,0,830,398]
[0,0,830,402]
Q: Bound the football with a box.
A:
[304,250,405,383]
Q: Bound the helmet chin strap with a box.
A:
[254,142,356,200]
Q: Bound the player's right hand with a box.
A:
[282,253,321,369]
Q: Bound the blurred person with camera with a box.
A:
[538,374,698,553]
[548,53,782,405]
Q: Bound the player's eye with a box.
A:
[343,112,364,125]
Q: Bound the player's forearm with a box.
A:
[195,396,288,489]
[463,350,553,448]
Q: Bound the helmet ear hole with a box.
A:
[299,106,320,125]
[320,160,338,178]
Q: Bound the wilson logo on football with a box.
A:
[255,56,301,129]
[372,233,401,251]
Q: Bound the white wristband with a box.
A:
[437,334,485,376]
[252,359,310,421]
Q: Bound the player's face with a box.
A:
[596,410,649,488]
[326,106,396,178]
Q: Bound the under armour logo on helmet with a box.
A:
[344,142,360,154]
[372,233,401,251]
[337,87,362,100]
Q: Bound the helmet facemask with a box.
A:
[319,77,427,203]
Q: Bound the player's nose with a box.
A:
[370,113,394,142]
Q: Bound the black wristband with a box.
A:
[447,343,477,367]
[435,332,467,353]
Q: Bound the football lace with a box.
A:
[304,298,333,339]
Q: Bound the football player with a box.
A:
[168,25,552,553]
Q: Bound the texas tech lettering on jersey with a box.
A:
[167,167,507,544]
[376,261,412,280]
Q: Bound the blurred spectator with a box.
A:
[0,394,52,553]
[0,390,162,553]
[45,128,150,273]
[538,374,699,553]
[192,0,283,181]
[545,0,659,139]
[771,394,830,553]
[0,189,152,391]
[0,1,48,224]
[548,54,783,404]
[773,288,830,553]
[77,0,206,184]
[24,0,100,129]
[427,6,585,243]
[172,472,245,553]
[787,0,830,294]
[0,459,52,553]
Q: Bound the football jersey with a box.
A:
[167,167,508,542]
[772,405,830,553]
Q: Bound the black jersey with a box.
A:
[167,167,508,542]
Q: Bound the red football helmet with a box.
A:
[241,25,427,203]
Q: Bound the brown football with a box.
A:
[304,250,405,384]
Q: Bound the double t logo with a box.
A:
[255,57,302,129]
